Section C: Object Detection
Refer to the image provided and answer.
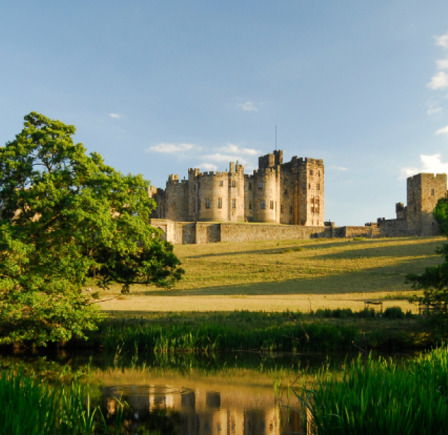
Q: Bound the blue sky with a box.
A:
[2,1,448,225]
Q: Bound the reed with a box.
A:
[300,346,448,434]
[0,370,122,434]
[88,308,426,353]
[99,319,366,353]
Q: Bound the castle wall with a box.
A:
[150,220,421,245]
[220,223,331,242]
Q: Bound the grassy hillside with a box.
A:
[98,236,445,313]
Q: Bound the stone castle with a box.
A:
[376,172,447,237]
[148,149,448,244]
[149,150,325,226]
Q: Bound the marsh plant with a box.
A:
[0,370,125,434]
[300,346,448,434]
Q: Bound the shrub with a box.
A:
[384,306,405,319]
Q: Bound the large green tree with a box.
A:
[0,112,184,345]
[407,197,448,316]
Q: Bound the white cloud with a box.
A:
[217,143,261,156]
[198,163,218,172]
[148,143,201,153]
[109,113,122,118]
[437,58,448,70]
[330,165,348,171]
[436,125,448,136]
[427,71,448,90]
[400,154,448,178]
[435,33,448,49]
[238,101,258,112]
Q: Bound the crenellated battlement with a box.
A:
[297,157,324,166]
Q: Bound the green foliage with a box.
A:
[406,197,448,316]
[434,197,448,235]
[407,239,448,316]
[383,306,405,319]
[0,370,117,434]
[0,113,184,345]
[299,346,448,434]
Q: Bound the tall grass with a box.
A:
[99,320,358,353]
[0,370,123,434]
[301,346,448,434]
[91,308,424,353]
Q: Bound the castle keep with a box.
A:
[149,150,325,226]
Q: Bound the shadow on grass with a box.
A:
[313,238,443,261]
[136,254,439,297]
[180,237,444,260]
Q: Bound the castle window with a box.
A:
[290,206,293,214]
[232,198,236,209]
[284,189,288,195]
[205,198,211,209]
[317,183,320,190]
[218,198,222,208]
[309,183,311,189]
[258,182,263,189]
[219,181,224,186]
[261,201,266,210]
[194,185,196,191]
[270,201,274,210]
[318,171,321,177]
[231,181,236,187]
[249,183,252,190]
[431,188,435,196]
[281,204,284,213]
[310,170,313,175]
[249,202,252,210]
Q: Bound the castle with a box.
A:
[148,150,448,244]
[376,173,447,237]
[149,150,325,226]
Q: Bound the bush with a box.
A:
[384,306,405,319]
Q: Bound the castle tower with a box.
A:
[406,173,447,236]
[165,174,188,221]
[289,157,325,226]
[252,152,282,223]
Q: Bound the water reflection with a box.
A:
[101,383,301,434]
[0,349,415,434]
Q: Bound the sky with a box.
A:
[2,1,448,225]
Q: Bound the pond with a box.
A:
[0,349,415,435]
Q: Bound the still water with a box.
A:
[0,349,413,435]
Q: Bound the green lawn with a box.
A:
[94,236,444,313]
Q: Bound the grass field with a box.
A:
[97,236,445,314]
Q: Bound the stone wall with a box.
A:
[151,219,421,245]
[220,223,332,243]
